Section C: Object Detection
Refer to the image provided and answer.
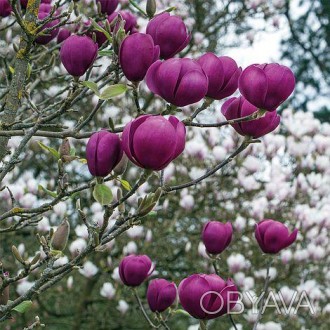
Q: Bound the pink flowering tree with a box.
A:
[0,0,329,329]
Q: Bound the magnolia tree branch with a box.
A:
[0,109,265,139]
[0,0,41,162]
[164,137,258,192]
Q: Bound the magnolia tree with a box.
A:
[0,0,329,329]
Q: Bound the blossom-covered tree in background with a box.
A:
[0,0,329,329]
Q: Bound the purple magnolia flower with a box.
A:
[21,0,52,8]
[119,255,153,287]
[108,10,138,34]
[60,35,98,77]
[255,219,298,254]
[20,0,28,8]
[145,58,208,107]
[122,115,186,171]
[86,131,123,177]
[178,274,238,319]
[119,33,159,82]
[38,3,61,15]
[202,221,233,255]
[147,279,177,312]
[146,12,190,59]
[84,21,108,48]
[0,0,11,17]
[239,63,295,110]
[35,11,60,45]
[221,96,280,138]
[197,53,241,100]
[57,28,71,44]
[96,0,118,15]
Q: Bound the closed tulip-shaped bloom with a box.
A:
[60,35,98,77]
[35,11,60,45]
[119,255,153,287]
[197,53,241,100]
[122,115,186,171]
[84,21,108,47]
[202,221,233,255]
[0,0,11,17]
[221,96,280,138]
[86,131,123,177]
[108,11,138,34]
[119,33,159,82]
[146,12,191,59]
[255,219,298,254]
[21,0,52,9]
[239,63,295,110]
[146,58,208,107]
[179,274,238,319]
[57,28,71,44]
[96,0,118,15]
[147,279,177,312]
[20,0,28,8]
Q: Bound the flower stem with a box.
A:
[212,259,238,330]
[252,258,273,330]
[199,320,208,330]
[133,289,158,328]
[229,314,238,330]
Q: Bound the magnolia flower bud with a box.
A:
[178,274,238,319]
[59,138,71,159]
[0,278,9,306]
[147,279,177,312]
[122,115,186,170]
[146,59,208,107]
[146,13,191,59]
[119,33,160,82]
[202,221,233,255]
[51,218,70,251]
[96,0,118,15]
[146,0,156,18]
[119,255,153,286]
[113,153,128,175]
[255,219,298,254]
[60,35,98,77]
[239,63,295,110]
[0,0,11,17]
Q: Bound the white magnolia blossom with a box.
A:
[79,261,98,278]
[16,280,35,296]
[123,241,138,255]
[117,300,129,315]
[100,282,116,300]
[69,238,87,256]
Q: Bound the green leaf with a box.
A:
[173,309,190,317]
[120,179,131,191]
[108,117,115,132]
[93,184,113,205]
[38,141,60,159]
[81,81,100,96]
[99,84,127,100]
[98,50,114,57]
[70,147,76,157]
[12,300,33,314]
[38,184,57,198]
[9,66,15,74]
[90,19,112,42]
[77,158,87,164]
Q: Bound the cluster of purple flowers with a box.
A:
[117,219,297,320]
